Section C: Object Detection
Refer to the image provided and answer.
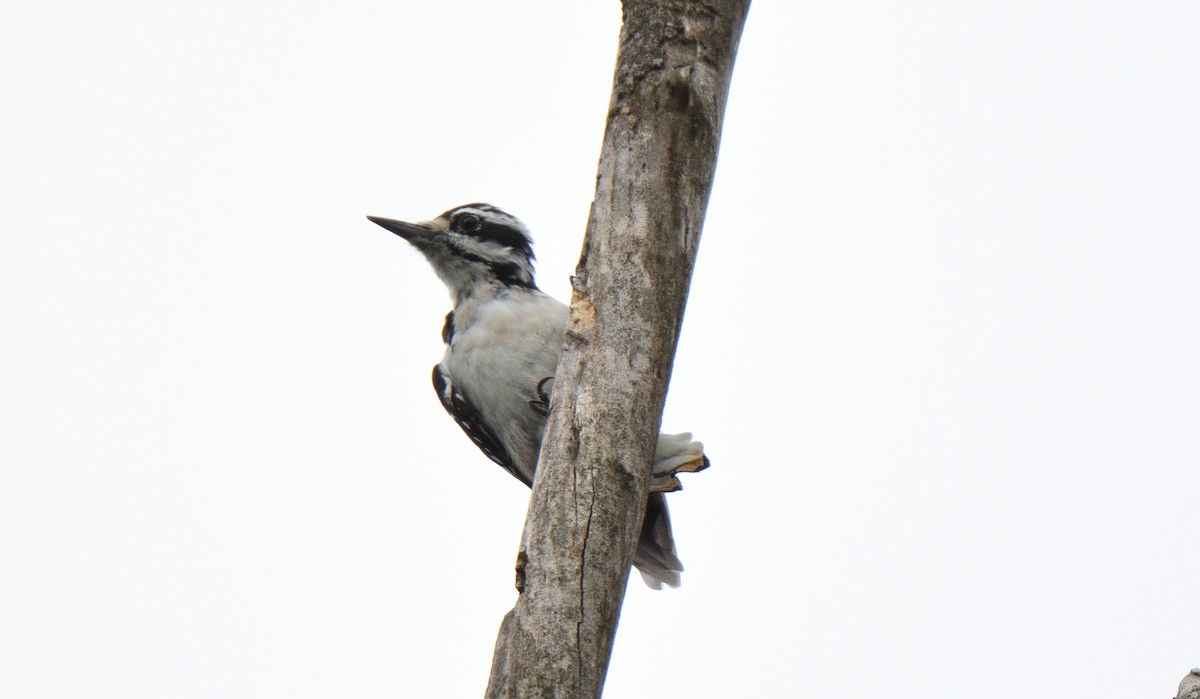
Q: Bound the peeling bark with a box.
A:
[484,1,750,697]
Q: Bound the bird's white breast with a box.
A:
[443,289,569,477]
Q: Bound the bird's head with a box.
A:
[368,203,538,301]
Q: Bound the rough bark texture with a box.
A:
[1178,669,1200,699]
[483,1,750,697]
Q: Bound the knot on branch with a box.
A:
[514,550,528,593]
[659,67,694,113]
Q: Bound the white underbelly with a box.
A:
[444,294,568,476]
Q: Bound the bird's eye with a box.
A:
[458,214,482,233]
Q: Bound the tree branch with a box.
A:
[484,1,750,697]
[1178,669,1200,699]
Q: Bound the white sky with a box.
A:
[2,1,1198,697]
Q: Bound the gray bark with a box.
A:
[1178,669,1200,699]
[483,0,750,697]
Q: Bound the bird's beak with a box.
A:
[367,215,434,243]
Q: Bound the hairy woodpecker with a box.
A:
[368,203,708,588]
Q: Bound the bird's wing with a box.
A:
[432,364,532,487]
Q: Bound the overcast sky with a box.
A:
[2,1,1198,697]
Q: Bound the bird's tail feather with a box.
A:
[633,492,683,589]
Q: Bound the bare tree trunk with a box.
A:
[484,1,750,697]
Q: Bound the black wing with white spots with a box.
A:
[431,364,532,487]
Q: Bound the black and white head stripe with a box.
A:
[437,204,537,289]
[370,203,540,295]
[439,204,535,263]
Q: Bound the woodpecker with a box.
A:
[368,203,708,588]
